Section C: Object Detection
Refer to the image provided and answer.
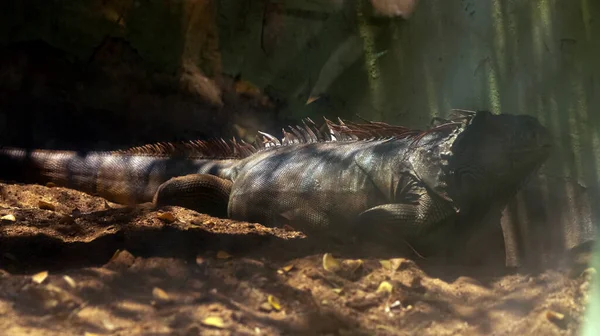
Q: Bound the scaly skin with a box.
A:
[0,110,553,258]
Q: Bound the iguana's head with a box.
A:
[448,111,553,204]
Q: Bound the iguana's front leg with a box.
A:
[153,174,232,217]
[357,192,457,247]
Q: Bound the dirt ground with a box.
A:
[0,182,594,336]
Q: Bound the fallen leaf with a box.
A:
[333,288,344,295]
[63,275,76,288]
[202,316,225,328]
[323,253,341,272]
[268,295,282,311]
[157,212,176,223]
[281,264,294,272]
[152,287,170,301]
[32,271,49,284]
[216,250,232,259]
[38,200,56,211]
[376,281,393,294]
[379,260,393,270]
[0,214,15,222]
[582,267,597,279]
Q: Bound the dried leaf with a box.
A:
[63,275,76,288]
[323,253,341,272]
[0,214,15,222]
[333,288,344,295]
[157,212,176,223]
[216,250,232,259]
[582,267,597,279]
[379,260,393,270]
[32,271,49,284]
[376,281,393,294]
[152,287,170,301]
[281,264,294,272]
[38,200,56,211]
[202,316,225,328]
[267,295,282,311]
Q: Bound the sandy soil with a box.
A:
[0,182,593,335]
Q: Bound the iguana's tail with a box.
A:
[0,147,238,205]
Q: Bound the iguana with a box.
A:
[0,110,553,256]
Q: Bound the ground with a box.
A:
[0,182,593,336]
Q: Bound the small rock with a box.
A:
[152,287,171,302]
[38,200,56,211]
[157,212,176,223]
[342,259,363,273]
[546,310,567,329]
[105,250,135,270]
[216,250,232,260]
[259,302,273,312]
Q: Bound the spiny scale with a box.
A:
[117,112,475,160]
